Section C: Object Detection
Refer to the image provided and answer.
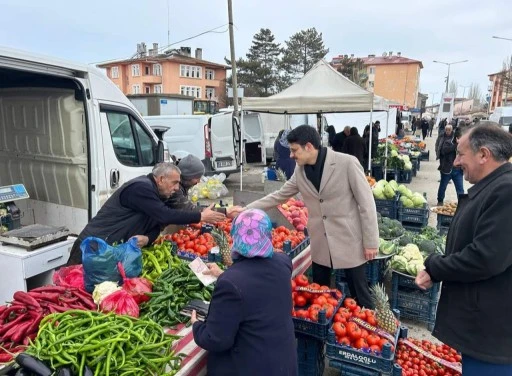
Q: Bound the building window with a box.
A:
[111,66,119,78]
[205,87,215,99]
[180,85,201,98]
[368,81,374,88]
[145,66,150,75]
[131,64,140,77]
[153,64,162,76]
[180,64,202,78]
[132,84,140,94]
[154,85,162,94]
[369,67,376,75]
[205,69,215,80]
[145,86,150,94]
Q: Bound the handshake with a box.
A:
[199,204,246,223]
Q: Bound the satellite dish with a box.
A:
[382,52,387,57]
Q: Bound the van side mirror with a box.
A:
[155,140,165,162]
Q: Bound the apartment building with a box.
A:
[488,70,512,111]
[331,52,423,109]
[98,43,229,108]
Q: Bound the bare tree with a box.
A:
[498,56,512,105]
[448,80,458,96]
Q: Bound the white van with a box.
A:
[489,106,512,130]
[0,47,165,303]
[144,113,241,175]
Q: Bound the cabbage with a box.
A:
[404,162,413,171]
[401,197,414,208]
[411,194,426,208]
[373,185,386,200]
[397,184,409,195]
[388,180,398,191]
[391,255,408,271]
[379,240,397,255]
[391,150,398,157]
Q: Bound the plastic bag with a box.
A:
[81,237,142,293]
[99,289,139,318]
[53,265,85,290]
[118,263,152,304]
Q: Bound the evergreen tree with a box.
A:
[281,28,329,83]
[335,56,368,87]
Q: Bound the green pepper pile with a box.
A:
[141,241,177,282]
[27,310,182,376]
[141,255,214,327]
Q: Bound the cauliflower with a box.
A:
[400,244,423,262]
[92,281,121,305]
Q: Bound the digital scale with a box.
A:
[0,183,29,232]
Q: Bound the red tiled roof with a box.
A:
[98,54,229,69]
[332,55,423,69]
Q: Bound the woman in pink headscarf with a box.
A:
[191,209,297,376]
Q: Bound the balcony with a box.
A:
[141,75,162,84]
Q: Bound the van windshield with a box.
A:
[499,116,512,125]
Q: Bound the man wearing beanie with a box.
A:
[166,154,227,215]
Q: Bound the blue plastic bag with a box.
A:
[81,237,142,292]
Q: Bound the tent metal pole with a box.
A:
[240,105,244,191]
[367,95,375,172]
[384,110,389,181]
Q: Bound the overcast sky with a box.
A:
[1,0,511,104]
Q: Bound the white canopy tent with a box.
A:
[241,60,392,188]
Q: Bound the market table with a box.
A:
[170,245,312,376]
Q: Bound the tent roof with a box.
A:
[243,59,385,114]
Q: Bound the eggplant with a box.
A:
[55,368,74,376]
[14,354,51,376]
[0,362,19,376]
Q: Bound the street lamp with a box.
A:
[433,60,469,92]
[458,85,471,115]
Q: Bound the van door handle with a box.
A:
[110,169,120,188]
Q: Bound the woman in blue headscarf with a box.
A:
[191,209,297,376]
[274,129,296,180]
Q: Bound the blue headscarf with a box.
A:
[231,209,274,260]
[279,129,291,148]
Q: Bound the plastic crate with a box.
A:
[293,282,348,340]
[437,226,449,236]
[397,202,429,226]
[297,334,325,376]
[329,360,403,376]
[391,272,440,331]
[374,194,400,220]
[385,170,398,182]
[402,223,425,233]
[397,170,412,184]
[436,213,453,228]
[411,160,418,177]
[335,259,387,289]
[284,228,310,259]
[326,319,405,375]
[371,165,383,181]
[420,150,430,161]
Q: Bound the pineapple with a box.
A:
[211,228,232,267]
[370,283,398,334]
[276,168,287,182]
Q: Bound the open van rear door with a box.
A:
[209,112,239,173]
[243,112,265,163]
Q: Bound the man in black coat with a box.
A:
[331,126,350,153]
[67,162,226,265]
[416,123,512,375]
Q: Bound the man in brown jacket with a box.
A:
[238,125,379,308]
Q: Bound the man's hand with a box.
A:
[201,204,226,223]
[191,309,198,324]
[415,270,433,290]
[226,206,245,219]
[364,247,378,261]
[203,263,224,278]
[131,235,149,248]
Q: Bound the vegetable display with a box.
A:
[390,243,425,276]
[377,214,405,240]
[140,255,214,327]
[26,310,182,376]
[432,202,457,216]
[141,241,175,282]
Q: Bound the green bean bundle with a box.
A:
[26,310,182,376]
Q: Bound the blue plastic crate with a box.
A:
[375,194,400,220]
[397,170,412,184]
[329,360,403,376]
[297,334,325,376]
[326,321,406,375]
[391,272,440,331]
[284,228,310,259]
[335,259,387,290]
[293,282,348,340]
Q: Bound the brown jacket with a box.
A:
[248,148,379,269]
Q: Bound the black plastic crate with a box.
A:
[437,225,449,236]
[397,170,412,184]
[297,334,325,376]
[385,169,398,182]
[402,223,425,233]
[284,228,310,259]
[371,164,383,181]
[397,202,429,226]
[390,272,440,331]
[329,360,403,376]
[436,213,453,228]
[335,259,387,290]
[420,150,430,161]
[374,193,400,220]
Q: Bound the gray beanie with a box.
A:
[178,154,205,180]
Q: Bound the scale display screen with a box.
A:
[0,184,29,203]
[0,187,12,194]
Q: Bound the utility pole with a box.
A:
[228,0,239,115]
[433,60,468,93]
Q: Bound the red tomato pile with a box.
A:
[168,229,218,257]
[291,274,342,322]
[272,226,306,251]
[278,198,308,231]
[332,297,395,354]
[396,339,461,376]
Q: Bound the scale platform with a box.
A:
[0,224,70,250]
